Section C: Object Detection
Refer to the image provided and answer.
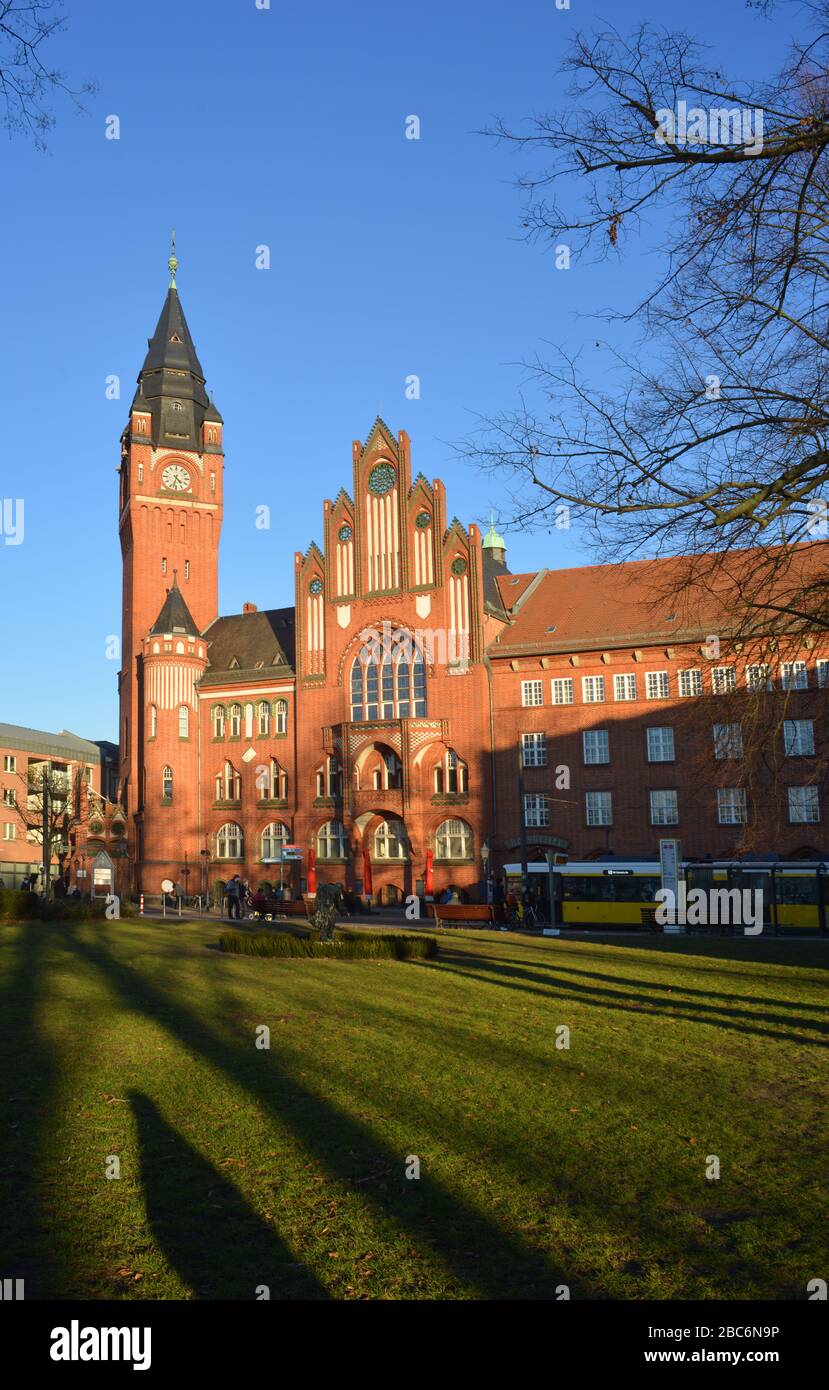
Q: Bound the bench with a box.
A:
[426,902,495,929]
[275,898,312,919]
[249,895,311,921]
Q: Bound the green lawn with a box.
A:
[0,918,826,1300]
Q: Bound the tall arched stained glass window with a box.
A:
[412,650,426,715]
[350,634,426,721]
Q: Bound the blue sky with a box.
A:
[0,0,792,737]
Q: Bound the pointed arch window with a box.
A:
[259,759,287,801]
[273,699,288,735]
[257,701,269,736]
[349,635,426,721]
[434,749,467,795]
[215,761,241,803]
[213,705,226,739]
[370,750,401,791]
[316,757,341,799]
[229,704,242,738]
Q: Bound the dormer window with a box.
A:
[172,400,183,411]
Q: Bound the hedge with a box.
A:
[0,889,134,924]
[218,929,438,961]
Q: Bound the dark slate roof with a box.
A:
[132,287,219,447]
[482,546,510,621]
[0,723,108,763]
[142,286,205,377]
[150,579,200,636]
[200,607,296,684]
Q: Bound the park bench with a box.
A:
[426,902,495,929]
[249,894,311,921]
[274,898,312,919]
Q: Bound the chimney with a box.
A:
[242,602,257,615]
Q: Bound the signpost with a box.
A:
[659,839,683,934]
[543,849,560,935]
[261,846,301,899]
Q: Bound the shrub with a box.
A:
[218,929,438,961]
[0,890,135,924]
[0,889,40,921]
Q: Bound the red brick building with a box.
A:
[117,270,829,902]
[0,724,119,890]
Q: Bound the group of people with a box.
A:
[51,877,81,900]
[492,876,542,927]
[0,873,82,900]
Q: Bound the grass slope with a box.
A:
[0,918,825,1300]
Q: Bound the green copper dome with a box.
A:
[482,514,506,550]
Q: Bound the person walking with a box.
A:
[493,875,506,925]
[229,874,244,920]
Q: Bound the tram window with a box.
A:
[560,874,661,903]
[777,875,819,906]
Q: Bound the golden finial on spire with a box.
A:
[168,228,178,288]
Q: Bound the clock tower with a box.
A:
[117,243,223,853]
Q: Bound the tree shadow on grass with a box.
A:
[428,953,829,1049]
[65,929,573,1300]
[0,924,87,1297]
[129,1091,329,1300]
[445,949,829,1017]
[550,934,829,971]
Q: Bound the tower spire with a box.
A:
[168,228,178,288]
[482,512,506,553]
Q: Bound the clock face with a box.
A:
[162,463,191,492]
[368,462,396,495]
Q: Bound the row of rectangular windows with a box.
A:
[523,786,821,828]
[519,661,826,707]
[520,719,818,766]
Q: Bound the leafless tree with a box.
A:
[11,762,81,892]
[460,1,829,637]
[0,0,94,149]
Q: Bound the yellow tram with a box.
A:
[503,859,829,933]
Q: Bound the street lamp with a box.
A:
[481,840,491,903]
[200,848,211,908]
